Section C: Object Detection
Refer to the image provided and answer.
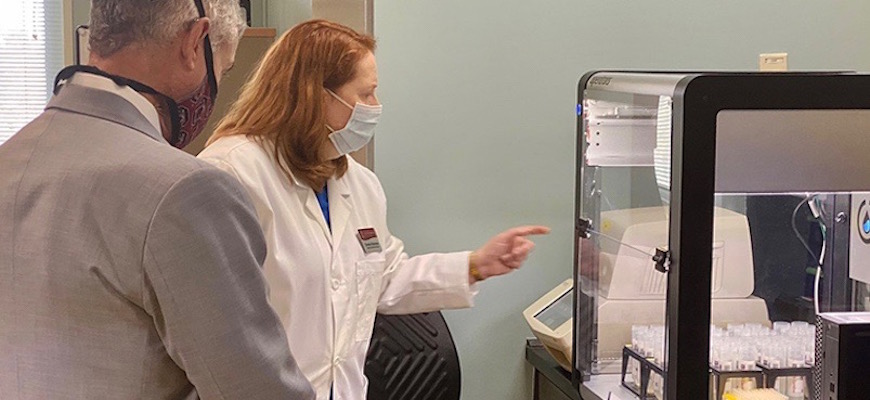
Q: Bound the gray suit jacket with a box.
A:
[0,82,314,399]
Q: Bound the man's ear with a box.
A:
[180,18,210,71]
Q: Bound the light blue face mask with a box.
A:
[326,89,383,155]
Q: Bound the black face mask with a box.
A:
[53,0,218,148]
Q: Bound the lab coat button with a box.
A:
[331,279,341,290]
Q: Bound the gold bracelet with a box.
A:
[469,253,484,282]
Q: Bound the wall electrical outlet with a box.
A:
[759,53,788,72]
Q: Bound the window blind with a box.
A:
[0,0,64,145]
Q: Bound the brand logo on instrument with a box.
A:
[589,77,612,86]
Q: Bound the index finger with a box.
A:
[505,225,551,238]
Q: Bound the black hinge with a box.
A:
[577,218,592,239]
[652,247,670,273]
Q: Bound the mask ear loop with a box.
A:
[173,0,218,148]
[193,0,218,102]
[325,88,354,110]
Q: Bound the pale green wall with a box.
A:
[372,1,870,400]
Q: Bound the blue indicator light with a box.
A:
[863,218,870,234]
[576,104,583,116]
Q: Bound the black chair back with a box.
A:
[365,312,461,400]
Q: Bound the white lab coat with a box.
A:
[198,135,477,400]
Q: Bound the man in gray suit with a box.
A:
[0,1,314,399]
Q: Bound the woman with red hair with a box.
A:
[199,19,548,399]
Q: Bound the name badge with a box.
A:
[357,227,382,254]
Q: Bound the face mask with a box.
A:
[53,0,217,149]
[175,0,218,148]
[175,72,216,148]
[326,89,382,155]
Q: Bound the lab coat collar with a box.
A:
[282,165,306,189]
[260,140,350,195]
[329,167,352,197]
[283,157,353,247]
[328,174,353,250]
[282,157,352,197]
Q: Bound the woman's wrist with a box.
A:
[469,251,485,283]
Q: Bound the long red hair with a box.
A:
[208,19,376,190]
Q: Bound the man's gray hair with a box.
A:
[89,0,247,57]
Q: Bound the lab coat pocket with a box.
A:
[355,257,385,342]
